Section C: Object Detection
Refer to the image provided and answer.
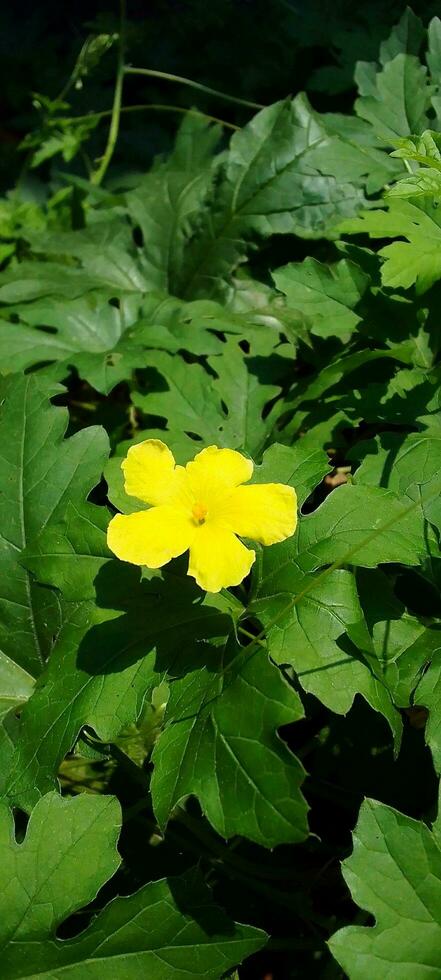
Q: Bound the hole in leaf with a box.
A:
[212,329,226,342]
[185,431,203,441]
[13,807,29,844]
[36,324,57,335]
[24,360,59,375]
[132,225,144,247]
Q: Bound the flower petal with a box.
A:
[107,506,194,568]
[122,439,183,506]
[218,483,297,545]
[185,446,253,500]
[188,523,255,592]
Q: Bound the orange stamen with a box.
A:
[192,501,208,524]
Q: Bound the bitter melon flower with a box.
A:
[107,440,297,593]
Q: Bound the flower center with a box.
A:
[192,501,208,525]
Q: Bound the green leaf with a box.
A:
[0,382,234,810]
[311,112,402,194]
[0,222,150,304]
[297,483,434,572]
[18,289,137,341]
[387,167,441,199]
[250,447,437,736]
[251,441,330,508]
[180,94,368,299]
[70,32,117,83]
[346,568,441,707]
[355,50,432,140]
[390,130,441,171]
[152,639,308,848]
[3,564,231,810]
[0,294,146,393]
[281,340,422,450]
[22,502,113,601]
[252,559,401,742]
[0,374,108,683]
[413,650,441,773]
[0,290,234,393]
[387,130,441,198]
[0,656,35,724]
[132,338,285,457]
[125,118,220,294]
[11,870,265,979]
[352,430,441,534]
[329,796,441,979]
[332,364,441,433]
[17,441,312,847]
[0,792,121,943]
[0,193,46,241]
[273,257,369,340]
[138,289,305,352]
[0,95,376,309]
[29,117,99,169]
[428,16,441,120]
[132,294,225,354]
[132,351,230,444]
[339,196,441,293]
[0,261,112,304]
[1,92,370,307]
[0,793,266,979]
[249,447,398,730]
[284,346,411,422]
[379,8,425,64]
[428,15,441,71]
[1,115,221,305]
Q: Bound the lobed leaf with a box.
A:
[152,640,308,847]
[0,792,266,979]
[329,796,441,979]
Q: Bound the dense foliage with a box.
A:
[1,3,441,977]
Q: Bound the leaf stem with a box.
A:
[119,104,239,130]
[91,0,126,185]
[237,625,267,649]
[62,104,240,132]
[124,66,265,111]
[243,488,441,657]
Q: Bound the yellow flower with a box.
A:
[107,440,297,593]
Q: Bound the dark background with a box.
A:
[0,0,438,190]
